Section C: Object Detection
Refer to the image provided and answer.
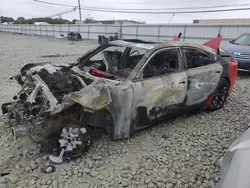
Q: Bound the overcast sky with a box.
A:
[1,0,250,23]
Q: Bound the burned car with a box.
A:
[1,39,238,163]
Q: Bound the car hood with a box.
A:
[14,63,121,114]
[221,42,250,54]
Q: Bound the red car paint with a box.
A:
[227,58,238,95]
[203,93,215,110]
[173,34,179,41]
[203,35,223,51]
[90,68,111,79]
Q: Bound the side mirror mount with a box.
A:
[229,39,235,44]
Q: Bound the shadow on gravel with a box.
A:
[238,71,250,79]
[41,54,81,58]
[131,109,206,138]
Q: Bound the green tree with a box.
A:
[14,17,72,24]
[84,17,95,23]
[17,17,25,21]
[0,16,14,23]
[72,19,78,24]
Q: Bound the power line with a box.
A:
[48,8,77,17]
[83,0,200,5]
[33,0,75,7]
[79,6,250,13]
[34,0,250,11]
[33,0,250,15]
[80,3,250,11]
[34,0,82,20]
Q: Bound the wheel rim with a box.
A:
[213,82,229,108]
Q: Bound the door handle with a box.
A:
[179,81,186,84]
[215,71,221,73]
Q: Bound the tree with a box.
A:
[17,17,25,21]
[84,17,95,23]
[13,17,72,24]
[72,19,78,24]
[0,16,14,23]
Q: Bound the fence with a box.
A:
[1,23,250,44]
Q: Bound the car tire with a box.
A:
[208,79,229,111]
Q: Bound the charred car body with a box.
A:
[2,40,238,162]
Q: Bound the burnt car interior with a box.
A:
[142,48,180,79]
[184,48,214,68]
[78,45,147,79]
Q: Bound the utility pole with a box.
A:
[78,0,82,21]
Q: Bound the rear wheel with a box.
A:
[208,79,229,111]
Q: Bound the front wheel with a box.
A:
[208,79,230,111]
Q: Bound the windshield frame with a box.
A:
[75,43,149,80]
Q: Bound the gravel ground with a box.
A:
[0,32,250,188]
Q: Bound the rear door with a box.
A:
[132,47,188,129]
[183,47,223,106]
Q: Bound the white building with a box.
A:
[34,22,50,25]
[2,22,14,24]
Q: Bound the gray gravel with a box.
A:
[0,32,250,188]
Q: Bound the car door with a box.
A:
[183,47,223,106]
[131,47,188,130]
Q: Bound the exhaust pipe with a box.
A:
[12,125,29,139]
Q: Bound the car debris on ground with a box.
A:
[67,32,82,41]
[41,165,56,173]
[98,33,119,45]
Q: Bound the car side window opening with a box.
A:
[184,48,214,69]
[142,48,179,79]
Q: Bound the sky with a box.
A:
[1,0,250,23]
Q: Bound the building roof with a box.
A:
[194,18,250,24]
[34,22,50,25]
[80,19,143,24]
[98,20,141,24]
[2,22,14,24]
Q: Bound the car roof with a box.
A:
[109,40,156,50]
[109,40,216,55]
